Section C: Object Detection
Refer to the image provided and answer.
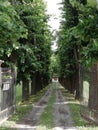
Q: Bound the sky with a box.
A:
[45,0,62,31]
[45,0,62,51]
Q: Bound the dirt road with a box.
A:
[53,82,77,130]
[1,82,78,130]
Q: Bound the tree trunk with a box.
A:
[74,42,81,99]
[69,76,76,93]
[36,72,42,92]
[75,68,80,99]
[89,63,98,110]
[31,73,37,95]
[79,65,84,101]
[22,78,29,101]
[9,0,15,5]
[31,72,42,95]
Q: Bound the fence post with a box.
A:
[0,60,4,111]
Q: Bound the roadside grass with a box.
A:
[11,84,50,122]
[16,83,22,104]
[9,105,32,122]
[37,83,56,130]
[59,85,98,130]
[0,84,50,130]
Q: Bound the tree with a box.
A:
[0,0,51,101]
[58,0,80,97]
[57,0,92,99]
[14,0,52,100]
[72,5,98,109]
[0,0,27,66]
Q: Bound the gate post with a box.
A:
[0,60,4,111]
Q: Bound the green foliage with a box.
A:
[0,0,27,68]
[57,0,79,78]
[70,5,98,68]
[15,0,52,83]
[17,44,40,81]
[57,29,76,77]
[50,53,59,77]
[0,0,27,45]
[87,0,97,6]
[57,0,98,79]
[0,0,52,101]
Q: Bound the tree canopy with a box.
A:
[57,0,98,98]
[0,0,52,101]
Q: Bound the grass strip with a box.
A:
[59,85,98,130]
[37,83,56,130]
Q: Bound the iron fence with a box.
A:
[0,67,16,122]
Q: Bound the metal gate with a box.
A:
[0,67,16,123]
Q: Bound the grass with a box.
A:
[11,84,50,122]
[37,83,56,130]
[87,0,97,6]
[9,105,32,122]
[0,84,50,130]
[16,83,22,104]
[60,85,98,130]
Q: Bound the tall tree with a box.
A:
[14,0,51,100]
[0,0,27,65]
[0,0,51,101]
[57,0,88,99]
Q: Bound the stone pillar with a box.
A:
[0,60,4,111]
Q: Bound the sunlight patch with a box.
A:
[1,121,37,129]
[54,127,78,130]
[36,126,52,130]
[77,126,98,130]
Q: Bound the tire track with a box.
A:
[53,83,78,130]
